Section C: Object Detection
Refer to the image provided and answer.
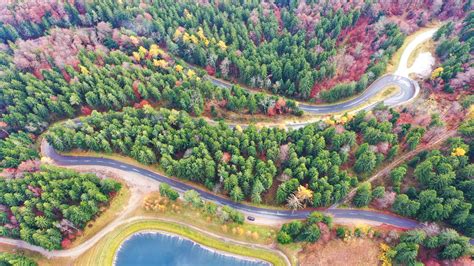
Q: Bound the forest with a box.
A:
[431,12,473,93]
[389,228,471,263]
[0,1,471,262]
[46,105,433,208]
[0,45,298,169]
[0,252,37,266]
[346,119,474,238]
[0,0,469,170]
[0,0,467,102]
[387,121,473,237]
[0,166,121,250]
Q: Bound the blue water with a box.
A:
[114,232,269,266]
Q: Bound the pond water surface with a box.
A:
[114,232,270,266]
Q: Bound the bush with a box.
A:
[277,231,292,244]
[278,212,332,244]
[159,183,179,201]
[322,215,333,228]
[399,230,426,245]
[300,224,321,243]
[221,206,244,224]
[372,186,385,199]
[307,211,324,224]
[353,183,372,207]
[354,228,363,237]
[336,227,347,239]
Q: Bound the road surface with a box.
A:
[42,141,419,229]
[205,28,441,116]
[209,74,419,116]
[42,141,474,246]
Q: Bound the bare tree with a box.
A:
[287,194,303,211]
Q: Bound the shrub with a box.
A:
[336,227,347,239]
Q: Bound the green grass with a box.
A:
[75,219,287,266]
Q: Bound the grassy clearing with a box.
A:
[278,243,303,266]
[75,219,287,266]
[298,238,381,266]
[135,192,279,245]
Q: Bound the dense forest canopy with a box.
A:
[46,106,434,207]
[0,1,471,258]
[390,135,473,237]
[0,166,121,250]
[0,252,37,266]
[0,1,470,209]
[431,12,473,94]
[0,0,469,101]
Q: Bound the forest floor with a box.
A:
[298,238,381,266]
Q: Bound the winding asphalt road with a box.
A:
[205,30,443,117]
[7,26,468,259]
[42,141,419,229]
[208,74,419,116]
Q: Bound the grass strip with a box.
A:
[75,219,287,266]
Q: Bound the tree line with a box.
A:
[0,44,299,169]
[432,12,473,93]
[277,211,332,244]
[0,252,37,266]
[389,229,471,264]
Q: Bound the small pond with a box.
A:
[114,232,270,266]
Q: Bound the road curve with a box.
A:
[42,141,419,229]
[207,28,441,117]
[209,74,419,116]
[298,75,419,114]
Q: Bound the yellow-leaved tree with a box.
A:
[296,185,313,205]
[431,67,443,80]
[378,243,393,266]
[217,40,227,51]
[175,65,184,72]
[451,147,466,157]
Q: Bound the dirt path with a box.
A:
[0,164,291,265]
[395,28,438,78]
[1,130,456,262]
[333,129,457,208]
[0,215,290,265]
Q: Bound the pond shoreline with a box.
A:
[113,230,270,266]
